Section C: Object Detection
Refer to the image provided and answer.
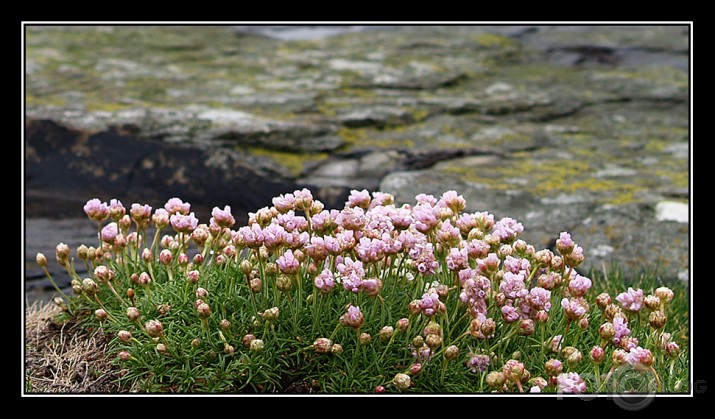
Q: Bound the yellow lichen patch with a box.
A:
[471,33,517,49]
[247,147,329,178]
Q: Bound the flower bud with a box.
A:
[178,253,189,266]
[250,277,262,293]
[276,274,292,292]
[655,287,674,304]
[264,261,278,276]
[612,349,628,366]
[330,343,343,355]
[224,345,235,355]
[531,376,548,390]
[82,278,98,295]
[534,310,549,323]
[55,243,70,265]
[595,292,611,310]
[396,318,410,332]
[313,338,333,353]
[550,335,563,353]
[196,287,208,299]
[486,371,507,389]
[545,359,563,376]
[126,306,140,321]
[197,303,211,318]
[86,246,97,261]
[192,338,201,348]
[425,334,442,350]
[220,319,232,330]
[519,319,535,336]
[141,248,153,263]
[590,346,605,364]
[139,272,151,286]
[412,336,425,348]
[408,300,421,316]
[187,270,200,284]
[145,319,164,337]
[193,253,204,266]
[550,255,564,271]
[263,307,280,323]
[159,249,173,265]
[95,308,108,321]
[242,334,256,348]
[423,321,442,337]
[393,373,411,391]
[503,359,525,382]
[648,311,667,329]
[481,318,496,337]
[118,351,131,361]
[578,316,589,330]
[599,322,615,341]
[604,304,622,321]
[126,288,135,299]
[156,343,168,354]
[445,345,460,360]
[408,363,422,375]
[644,295,660,311]
[379,326,394,342]
[250,339,264,352]
[665,341,680,358]
[374,385,386,394]
[239,260,253,275]
[359,332,372,345]
[118,330,133,342]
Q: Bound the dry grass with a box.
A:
[24,301,122,394]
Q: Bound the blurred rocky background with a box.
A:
[24,25,690,302]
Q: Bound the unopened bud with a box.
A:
[242,334,256,348]
[197,303,211,318]
[393,373,411,391]
[138,272,151,286]
[250,339,264,352]
[126,288,135,299]
[187,270,200,284]
[648,311,667,329]
[250,277,262,293]
[159,249,173,265]
[408,300,421,316]
[545,359,563,376]
[396,318,410,332]
[193,253,204,265]
[95,308,108,321]
[240,260,253,275]
[192,338,201,348]
[313,338,333,353]
[224,345,235,355]
[55,243,70,265]
[655,287,674,304]
[276,274,292,292]
[331,343,344,355]
[220,319,231,330]
[612,349,628,366]
[374,385,386,394]
[644,295,661,311]
[578,316,589,330]
[423,321,441,337]
[118,351,131,361]
[519,319,535,336]
[156,343,167,354]
[379,326,394,342]
[596,293,611,310]
[408,363,422,375]
[534,310,549,323]
[590,345,605,364]
[486,371,506,389]
[147,322,164,338]
[263,307,280,323]
[359,332,372,345]
[118,330,133,342]
[599,322,615,341]
[178,253,189,266]
[126,306,141,322]
[412,336,424,348]
[665,342,680,358]
[141,248,153,263]
[82,278,98,295]
[604,304,622,321]
[425,334,442,350]
[481,318,496,337]
[196,287,208,298]
[445,345,460,360]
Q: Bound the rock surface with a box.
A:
[24,25,690,300]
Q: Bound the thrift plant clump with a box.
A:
[36,189,687,393]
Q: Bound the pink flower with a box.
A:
[276,249,300,275]
[100,222,118,244]
[616,287,644,312]
[336,207,368,231]
[501,305,520,323]
[340,305,364,329]
[337,257,365,293]
[412,203,439,233]
[436,220,461,247]
[445,247,469,271]
[612,316,631,345]
[409,242,438,275]
[356,237,387,263]
[293,188,314,211]
[273,192,295,213]
[170,212,199,234]
[476,253,500,275]
[346,189,371,209]
[109,199,125,220]
[130,203,152,228]
[438,190,466,213]
[164,197,190,215]
[210,205,235,229]
[84,198,109,222]
[389,206,413,229]
[466,239,490,259]
[262,223,285,250]
[305,236,329,261]
[555,231,574,254]
[556,372,587,394]
[466,354,490,373]
[419,288,445,317]
[473,211,495,230]
[568,274,592,297]
[526,287,552,311]
[276,211,308,233]
[561,297,587,320]
[499,272,528,300]
[238,224,264,249]
[565,244,585,267]
[369,191,394,209]
[152,208,170,229]
[625,346,654,371]
[314,269,335,294]
[503,256,531,275]
[492,217,523,242]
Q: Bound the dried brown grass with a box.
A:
[24,301,122,393]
